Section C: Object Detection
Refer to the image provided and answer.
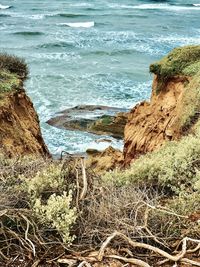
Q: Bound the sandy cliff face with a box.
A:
[0,89,50,157]
[123,75,190,165]
[123,45,200,165]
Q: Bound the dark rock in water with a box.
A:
[95,138,112,143]
[47,105,128,139]
[89,112,128,138]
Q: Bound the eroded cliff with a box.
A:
[0,54,50,157]
[124,45,200,165]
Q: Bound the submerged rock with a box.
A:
[47,105,128,139]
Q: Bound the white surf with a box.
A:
[0,4,11,9]
[62,21,94,28]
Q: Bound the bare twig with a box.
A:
[144,202,188,219]
[98,231,200,266]
[21,214,36,257]
[31,260,40,267]
[80,158,87,200]
[107,255,151,267]
[97,232,118,261]
[77,261,92,267]
[181,258,200,266]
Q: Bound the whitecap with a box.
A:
[69,3,93,7]
[0,4,11,9]
[9,13,45,20]
[108,3,200,11]
[132,4,200,11]
[61,21,94,28]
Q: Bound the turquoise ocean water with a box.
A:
[0,0,200,153]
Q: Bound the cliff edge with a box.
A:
[124,45,200,165]
[0,54,50,157]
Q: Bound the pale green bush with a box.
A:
[194,171,200,191]
[104,134,200,193]
[148,191,200,239]
[33,191,77,244]
[25,163,66,198]
[178,73,200,131]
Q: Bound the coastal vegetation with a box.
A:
[0,53,28,98]
[150,45,200,79]
[0,53,28,81]
[1,47,200,266]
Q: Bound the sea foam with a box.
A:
[0,4,11,9]
[132,4,200,11]
[108,3,200,11]
[60,21,94,28]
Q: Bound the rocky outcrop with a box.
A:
[124,45,200,165]
[0,75,50,157]
[47,105,128,139]
[90,112,127,138]
[86,146,123,174]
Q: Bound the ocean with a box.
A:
[0,0,200,154]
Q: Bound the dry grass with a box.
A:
[0,154,199,266]
[0,53,28,80]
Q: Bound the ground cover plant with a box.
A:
[0,147,200,266]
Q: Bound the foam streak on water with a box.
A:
[0,0,200,153]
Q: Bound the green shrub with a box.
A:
[25,164,67,199]
[150,45,200,80]
[177,72,200,131]
[23,162,77,244]
[33,191,77,244]
[148,191,200,239]
[104,134,200,194]
[0,70,21,94]
[0,53,28,80]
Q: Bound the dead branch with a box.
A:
[144,202,188,219]
[107,255,151,267]
[21,214,36,257]
[98,231,200,266]
[97,231,117,261]
[77,261,92,267]
[181,258,200,266]
[80,158,87,200]
[31,260,41,267]
[0,250,9,261]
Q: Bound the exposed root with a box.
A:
[181,258,200,266]
[106,255,151,267]
[98,231,200,266]
[77,261,92,267]
[98,232,117,261]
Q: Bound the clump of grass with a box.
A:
[0,53,28,80]
[0,70,21,95]
[177,72,200,132]
[150,45,200,79]
[150,45,200,94]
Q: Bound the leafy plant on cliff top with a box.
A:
[0,70,21,95]
[150,45,200,79]
[178,72,200,132]
[0,53,28,80]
